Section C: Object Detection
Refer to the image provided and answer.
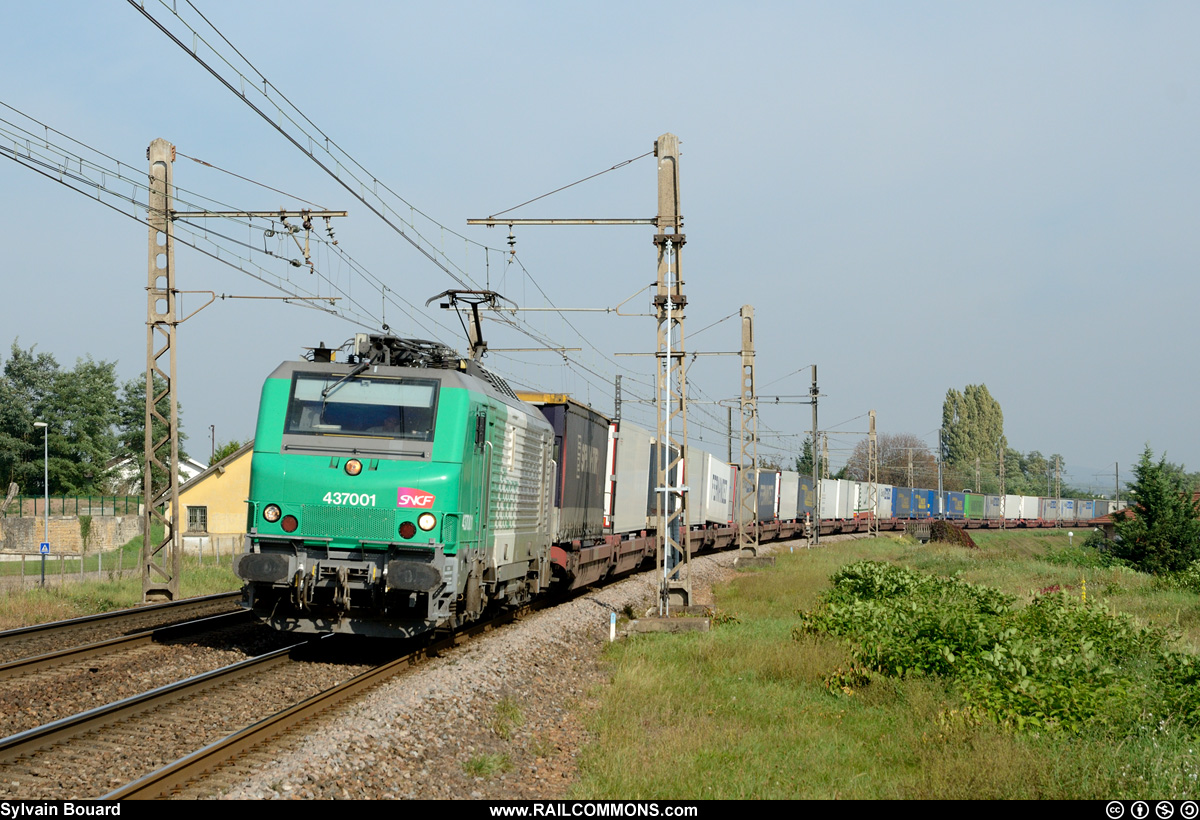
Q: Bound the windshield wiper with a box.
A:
[320,360,371,419]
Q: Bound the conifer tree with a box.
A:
[1111,446,1200,574]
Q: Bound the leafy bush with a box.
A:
[796,562,1011,678]
[797,560,1185,734]
[1153,559,1200,594]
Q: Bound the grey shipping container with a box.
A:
[517,394,610,542]
[755,470,779,521]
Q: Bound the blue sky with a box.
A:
[1,1,1196,492]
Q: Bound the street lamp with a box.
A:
[33,421,48,586]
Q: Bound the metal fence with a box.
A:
[3,496,142,518]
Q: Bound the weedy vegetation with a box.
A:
[463,753,514,778]
[576,530,1200,799]
[490,697,525,741]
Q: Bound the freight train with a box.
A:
[233,333,1117,638]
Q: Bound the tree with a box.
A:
[791,435,848,480]
[212,439,249,463]
[0,343,118,494]
[940,384,1007,472]
[115,376,188,493]
[1110,446,1200,574]
[48,356,119,493]
[794,435,816,477]
[845,432,939,488]
[0,341,59,493]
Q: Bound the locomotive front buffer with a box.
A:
[235,538,467,638]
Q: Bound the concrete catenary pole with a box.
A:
[143,138,181,602]
[737,305,758,559]
[810,366,819,548]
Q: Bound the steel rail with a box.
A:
[0,637,316,766]
[106,607,535,799]
[0,609,253,682]
[0,591,241,647]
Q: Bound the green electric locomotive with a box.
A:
[234,335,556,637]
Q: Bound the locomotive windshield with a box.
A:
[285,372,439,442]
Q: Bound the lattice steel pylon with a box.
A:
[998,445,1006,530]
[653,134,690,612]
[143,138,181,602]
[867,410,879,538]
[1054,456,1062,527]
[737,305,759,559]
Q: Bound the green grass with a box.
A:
[491,697,525,740]
[463,753,514,778]
[575,533,1200,799]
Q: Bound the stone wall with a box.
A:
[0,515,141,555]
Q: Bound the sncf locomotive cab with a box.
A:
[234,337,555,638]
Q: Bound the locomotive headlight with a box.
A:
[417,512,437,532]
[263,504,282,523]
[344,459,363,476]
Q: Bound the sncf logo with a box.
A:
[397,488,436,508]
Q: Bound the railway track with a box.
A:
[111,608,532,799]
[0,610,252,683]
[0,591,243,665]
[0,636,364,799]
[0,594,299,745]
[0,605,531,800]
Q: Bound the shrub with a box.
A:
[797,560,1182,734]
[930,520,977,549]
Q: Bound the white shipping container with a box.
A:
[840,479,857,519]
[611,422,653,533]
[685,447,734,526]
[874,484,894,519]
[778,471,800,520]
[819,479,841,520]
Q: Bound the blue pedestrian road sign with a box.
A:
[39,542,50,555]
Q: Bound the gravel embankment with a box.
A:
[200,538,842,800]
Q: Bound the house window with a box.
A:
[187,506,208,533]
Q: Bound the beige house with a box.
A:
[172,441,254,557]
